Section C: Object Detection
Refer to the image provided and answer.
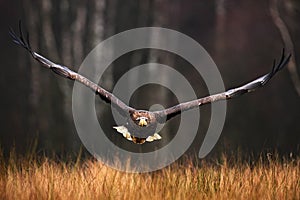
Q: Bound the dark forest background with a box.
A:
[0,0,299,160]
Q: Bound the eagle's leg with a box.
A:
[113,126,162,144]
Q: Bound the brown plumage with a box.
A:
[10,23,291,144]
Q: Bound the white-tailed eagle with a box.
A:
[10,23,291,144]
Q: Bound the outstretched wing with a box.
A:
[10,22,135,116]
[154,50,291,123]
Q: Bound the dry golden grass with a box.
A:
[0,153,299,200]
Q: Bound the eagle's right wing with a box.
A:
[154,49,291,123]
[10,22,135,116]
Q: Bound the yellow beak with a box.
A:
[138,119,148,127]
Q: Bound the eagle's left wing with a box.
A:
[154,49,291,123]
[10,22,136,117]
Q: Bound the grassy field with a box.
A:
[0,152,299,200]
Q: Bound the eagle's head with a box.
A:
[135,116,148,127]
[130,111,152,127]
[112,110,161,144]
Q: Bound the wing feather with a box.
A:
[154,49,291,123]
[10,23,135,116]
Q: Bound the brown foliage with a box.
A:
[0,153,299,200]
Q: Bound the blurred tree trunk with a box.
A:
[214,0,226,59]
[21,0,106,154]
[150,0,180,147]
[270,0,300,96]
